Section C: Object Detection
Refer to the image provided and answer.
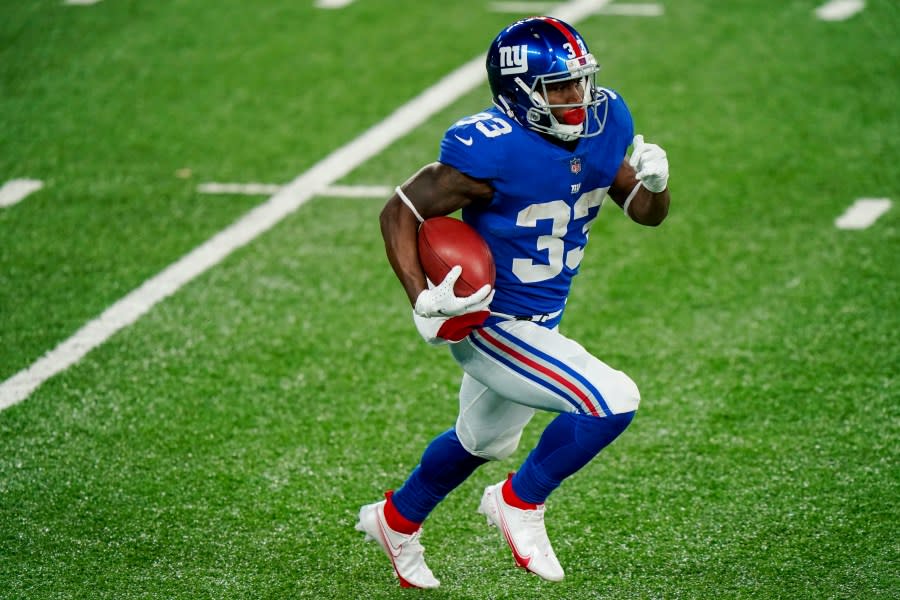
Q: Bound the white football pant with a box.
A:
[450,319,640,461]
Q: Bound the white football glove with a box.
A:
[629,134,669,193]
[414,265,494,318]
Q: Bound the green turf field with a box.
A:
[1,1,898,598]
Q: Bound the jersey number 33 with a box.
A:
[513,190,604,283]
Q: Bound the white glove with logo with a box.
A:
[414,265,493,318]
[629,134,669,193]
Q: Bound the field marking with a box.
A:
[198,182,284,195]
[320,184,392,198]
[490,1,565,10]
[489,1,662,16]
[198,182,392,198]
[600,3,663,16]
[314,0,356,8]
[0,0,608,411]
[835,198,891,229]
[815,0,865,21]
[64,0,103,5]
[0,179,43,208]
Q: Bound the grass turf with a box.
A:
[1,1,897,598]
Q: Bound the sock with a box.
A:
[502,472,538,509]
[383,490,421,534]
[512,411,635,505]
[391,428,488,524]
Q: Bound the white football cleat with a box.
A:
[478,478,565,582]
[355,499,440,589]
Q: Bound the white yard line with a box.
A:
[0,179,43,208]
[319,184,393,198]
[815,0,865,21]
[490,0,660,16]
[198,183,284,195]
[198,182,392,198]
[64,0,103,5]
[500,0,615,22]
[600,3,663,17]
[0,0,607,411]
[489,1,560,11]
[835,198,892,229]
[314,0,356,8]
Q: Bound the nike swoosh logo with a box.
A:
[377,518,404,558]
[495,498,534,568]
[454,135,474,146]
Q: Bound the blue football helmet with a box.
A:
[486,16,608,141]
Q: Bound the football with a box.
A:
[417,216,495,296]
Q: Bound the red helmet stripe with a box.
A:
[537,16,583,57]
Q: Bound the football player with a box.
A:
[356,16,670,588]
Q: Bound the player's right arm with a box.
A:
[379,162,494,308]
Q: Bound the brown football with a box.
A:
[417,216,495,296]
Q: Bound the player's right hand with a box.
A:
[412,310,491,345]
[414,265,494,318]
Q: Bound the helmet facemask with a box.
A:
[487,17,611,141]
[499,54,608,141]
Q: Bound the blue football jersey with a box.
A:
[438,90,634,328]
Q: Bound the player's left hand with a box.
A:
[629,134,669,193]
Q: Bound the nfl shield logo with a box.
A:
[570,157,582,174]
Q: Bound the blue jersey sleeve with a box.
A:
[599,88,634,176]
[438,112,513,181]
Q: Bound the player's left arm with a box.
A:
[609,135,670,226]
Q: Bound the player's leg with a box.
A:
[390,427,488,524]
[356,426,485,589]
[451,320,640,581]
[452,320,640,417]
[452,321,640,488]
[356,372,535,588]
[454,371,537,462]
[377,372,536,527]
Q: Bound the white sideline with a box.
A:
[0,0,609,411]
